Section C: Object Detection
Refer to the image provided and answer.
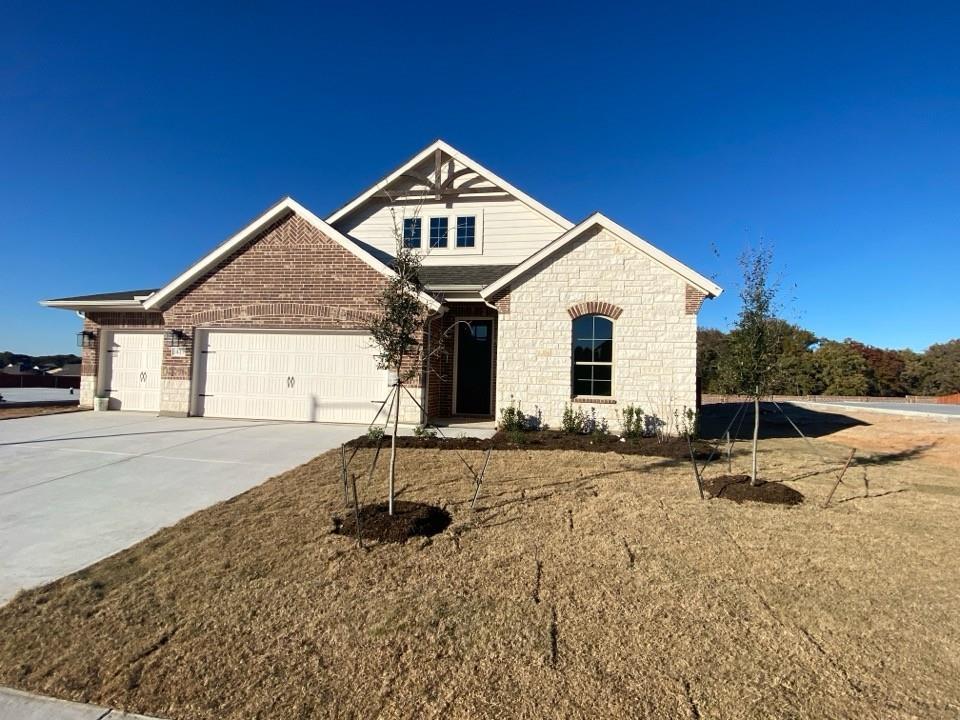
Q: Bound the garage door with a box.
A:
[102,331,163,411]
[194,331,388,423]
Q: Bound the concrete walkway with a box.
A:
[0,686,158,719]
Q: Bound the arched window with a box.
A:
[572,314,613,397]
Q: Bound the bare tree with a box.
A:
[726,243,781,486]
[366,207,430,515]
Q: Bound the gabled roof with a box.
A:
[480,212,723,299]
[142,197,441,312]
[325,139,574,231]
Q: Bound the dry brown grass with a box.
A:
[804,404,960,472]
[1,421,958,719]
[0,404,83,420]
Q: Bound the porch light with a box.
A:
[165,329,190,348]
[76,330,97,348]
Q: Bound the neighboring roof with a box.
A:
[58,362,82,376]
[480,212,723,300]
[141,197,441,313]
[325,139,574,231]
[418,265,516,289]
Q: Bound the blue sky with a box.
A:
[2,2,958,355]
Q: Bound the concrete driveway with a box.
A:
[0,412,365,603]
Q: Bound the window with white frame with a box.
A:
[456,216,476,247]
[429,217,448,248]
[572,314,613,396]
[403,218,421,248]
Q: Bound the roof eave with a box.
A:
[40,300,148,312]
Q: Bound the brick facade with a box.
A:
[496,226,700,433]
[79,211,425,422]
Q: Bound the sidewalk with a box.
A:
[0,686,160,719]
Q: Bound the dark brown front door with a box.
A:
[455,320,493,415]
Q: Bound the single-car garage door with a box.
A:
[194,330,388,423]
[101,331,163,412]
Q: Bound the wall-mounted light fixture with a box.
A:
[76,330,97,348]
[164,329,190,348]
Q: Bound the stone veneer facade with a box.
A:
[495,226,701,432]
[78,211,425,423]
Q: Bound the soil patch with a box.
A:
[348,431,712,459]
[704,474,805,506]
[334,501,451,543]
[0,405,85,420]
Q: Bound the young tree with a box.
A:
[366,212,430,515]
[726,243,781,486]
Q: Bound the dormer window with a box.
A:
[456,216,476,247]
[429,217,448,248]
[402,218,421,248]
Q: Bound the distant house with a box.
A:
[2,363,40,376]
[42,140,721,428]
[57,362,82,377]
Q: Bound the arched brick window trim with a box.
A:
[186,303,376,327]
[567,301,623,320]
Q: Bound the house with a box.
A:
[2,363,41,375]
[42,141,722,430]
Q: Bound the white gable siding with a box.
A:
[331,154,567,266]
[334,197,565,266]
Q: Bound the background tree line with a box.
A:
[699,324,960,397]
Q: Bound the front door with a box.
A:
[455,320,493,415]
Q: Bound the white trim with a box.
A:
[40,300,148,311]
[141,197,441,313]
[451,317,496,417]
[481,212,723,299]
[325,140,573,231]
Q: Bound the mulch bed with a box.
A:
[347,431,713,459]
[333,501,452,544]
[703,474,805,506]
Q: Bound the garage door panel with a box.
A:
[195,331,388,423]
[103,332,163,412]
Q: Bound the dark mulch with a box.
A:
[346,431,712,459]
[333,501,452,544]
[703,474,805,506]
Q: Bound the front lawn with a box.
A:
[1,432,958,719]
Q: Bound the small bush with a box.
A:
[499,403,526,432]
[617,404,645,439]
[505,428,527,444]
[588,409,610,438]
[367,426,385,441]
[561,405,587,434]
[675,407,698,439]
[412,424,437,438]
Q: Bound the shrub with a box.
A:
[499,403,526,432]
[561,404,587,434]
[505,428,527,444]
[617,404,645,439]
[675,407,698,439]
[412,424,436,438]
[589,409,610,438]
[367,426,385,441]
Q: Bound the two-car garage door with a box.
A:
[193,330,388,424]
